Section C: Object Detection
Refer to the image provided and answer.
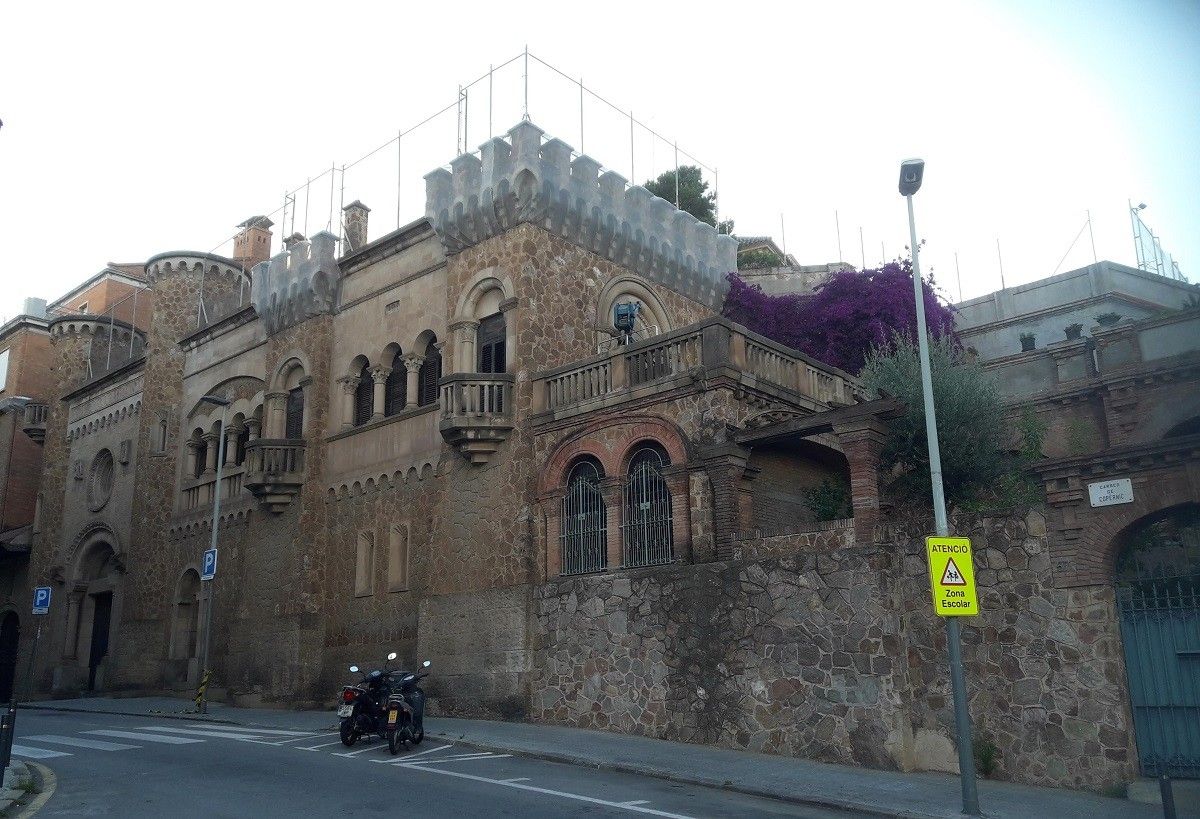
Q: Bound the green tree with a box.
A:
[861,337,1008,507]
[644,165,716,226]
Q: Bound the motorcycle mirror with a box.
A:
[422,660,431,668]
[387,652,397,661]
[349,665,359,673]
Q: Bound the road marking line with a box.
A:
[25,735,140,751]
[621,801,650,806]
[86,730,203,745]
[297,739,347,750]
[369,743,454,764]
[331,741,385,757]
[399,765,695,819]
[404,753,511,765]
[127,726,277,741]
[10,744,71,759]
[238,734,335,746]
[182,725,320,737]
[502,777,531,783]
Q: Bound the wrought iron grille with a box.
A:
[622,447,674,568]
[560,461,607,576]
[1115,506,1200,778]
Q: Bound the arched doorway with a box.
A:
[1115,504,1200,778]
[0,612,20,702]
[64,539,122,692]
[168,570,201,686]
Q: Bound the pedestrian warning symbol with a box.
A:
[940,558,966,586]
[926,536,979,616]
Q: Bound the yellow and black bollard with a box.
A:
[194,669,211,713]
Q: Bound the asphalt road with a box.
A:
[10,710,866,818]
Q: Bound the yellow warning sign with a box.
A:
[926,536,979,616]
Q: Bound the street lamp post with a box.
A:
[899,159,980,816]
[198,394,231,715]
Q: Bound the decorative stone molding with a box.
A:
[425,120,737,310]
[250,231,341,335]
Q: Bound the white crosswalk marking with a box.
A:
[25,734,140,751]
[130,726,278,740]
[86,730,203,744]
[11,744,71,759]
[183,725,319,737]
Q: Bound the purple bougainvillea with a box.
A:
[722,261,957,374]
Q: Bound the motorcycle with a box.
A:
[337,653,431,754]
[383,659,431,755]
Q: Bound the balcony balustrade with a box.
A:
[243,438,306,513]
[439,373,515,464]
[22,402,48,445]
[534,318,862,420]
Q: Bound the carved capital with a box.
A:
[369,365,393,384]
[401,353,426,374]
[337,376,361,395]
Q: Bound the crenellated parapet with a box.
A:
[145,252,248,284]
[425,120,737,310]
[250,231,341,335]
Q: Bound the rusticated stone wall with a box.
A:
[530,508,1138,792]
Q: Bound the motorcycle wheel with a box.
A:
[388,725,408,754]
[339,719,359,747]
[410,727,424,745]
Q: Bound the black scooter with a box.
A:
[337,653,430,753]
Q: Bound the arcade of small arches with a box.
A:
[340,332,443,430]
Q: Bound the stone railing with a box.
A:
[243,439,306,513]
[22,402,48,444]
[180,469,246,512]
[983,308,1200,400]
[534,318,862,419]
[439,373,516,465]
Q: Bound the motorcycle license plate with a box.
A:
[337,705,354,718]
[387,709,398,726]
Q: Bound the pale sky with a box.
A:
[1,0,1196,321]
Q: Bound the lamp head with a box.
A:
[899,159,925,196]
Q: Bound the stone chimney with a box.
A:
[22,297,48,319]
[233,216,274,269]
[342,201,370,254]
[284,232,307,251]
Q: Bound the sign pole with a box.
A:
[907,191,980,815]
[198,404,227,714]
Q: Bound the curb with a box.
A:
[427,729,951,819]
[20,704,335,733]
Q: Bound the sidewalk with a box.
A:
[23,695,1182,818]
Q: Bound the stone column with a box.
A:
[402,354,425,409]
[832,418,890,546]
[450,319,480,374]
[245,418,260,442]
[336,377,359,430]
[223,425,238,466]
[202,432,220,474]
[369,365,391,420]
[264,390,288,438]
[185,440,199,477]
[699,444,757,557]
[601,477,624,571]
[500,297,519,373]
[63,591,84,659]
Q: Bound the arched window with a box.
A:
[560,460,607,575]
[622,446,674,568]
[418,337,442,407]
[477,314,506,374]
[234,423,250,466]
[384,362,407,416]
[353,362,373,426]
[285,388,304,439]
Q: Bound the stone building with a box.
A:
[11,120,1199,791]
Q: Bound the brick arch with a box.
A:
[1081,480,1200,580]
[539,415,690,493]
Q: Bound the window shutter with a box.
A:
[384,365,406,415]
[477,314,506,374]
[353,365,373,425]
[418,343,442,406]
[285,387,305,439]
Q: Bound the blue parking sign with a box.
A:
[201,548,218,581]
[32,586,51,615]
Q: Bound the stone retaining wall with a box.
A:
[530,508,1138,791]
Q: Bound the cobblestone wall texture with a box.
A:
[531,508,1137,792]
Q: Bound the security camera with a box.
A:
[899,158,925,196]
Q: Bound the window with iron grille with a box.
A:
[417,339,442,407]
[560,460,607,576]
[622,446,674,568]
[353,363,373,425]
[384,360,407,416]
[477,314,506,374]
[285,387,304,439]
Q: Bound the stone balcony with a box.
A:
[531,318,863,424]
[243,439,306,513]
[22,402,48,444]
[439,373,515,464]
